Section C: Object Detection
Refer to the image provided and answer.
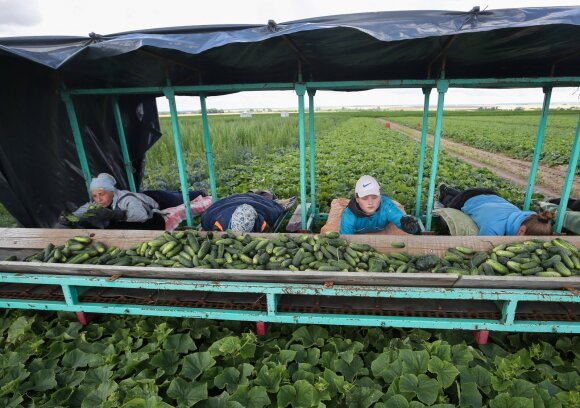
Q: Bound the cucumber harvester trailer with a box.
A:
[0,6,579,339]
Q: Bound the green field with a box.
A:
[1,111,579,407]
[1,110,566,228]
[386,109,580,168]
[1,310,578,407]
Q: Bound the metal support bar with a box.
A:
[501,299,518,325]
[200,95,218,202]
[308,89,317,223]
[425,81,448,231]
[2,273,578,302]
[266,293,278,316]
[61,284,80,306]
[1,273,579,333]
[295,84,308,230]
[66,77,580,96]
[163,87,193,226]
[415,88,432,217]
[61,92,92,197]
[111,96,137,192]
[524,87,552,210]
[555,114,580,232]
[0,299,578,333]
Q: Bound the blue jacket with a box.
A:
[201,193,285,232]
[462,195,535,236]
[340,195,404,234]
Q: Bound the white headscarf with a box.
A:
[90,173,117,192]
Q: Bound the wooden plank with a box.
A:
[456,275,580,290]
[2,228,578,256]
[0,228,163,249]
[346,235,580,256]
[0,261,458,287]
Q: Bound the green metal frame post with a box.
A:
[555,114,580,232]
[200,95,218,202]
[296,84,308,230]
[111,96,137,192]
[425,81,448,231]
[415,88,432,217]
[163,87,193,226]
[524,87,552,210]
[61,92,92,197]
[307,89,317,226]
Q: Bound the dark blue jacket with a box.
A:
[201,193,285,232]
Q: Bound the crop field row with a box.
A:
[164,116,536,216]
[144,112,384,192]
[1,310,578,407]
[0,111,546,228]
[387,110,580,168]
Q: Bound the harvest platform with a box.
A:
[1,229,579,337]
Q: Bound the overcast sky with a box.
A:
[2,0,579,111]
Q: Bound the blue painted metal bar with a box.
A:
[61,284,79,306]
[163,87,193,226]
[308,89,317,224]
[555,114,580,232]
[501,300,518,325]
[111,96,137,192]
[200,95,218,202]
[61,92,92,197]
[1,273,578,302]
[0,299,578,333]
[67,77,580,96]
[1,271,579,333]
[524,87,552,211]
[296,84,308,230]
[425,81,449,231]
[266,293,278,316]
[414,88,432,217]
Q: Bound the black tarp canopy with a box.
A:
[1,6,579,226]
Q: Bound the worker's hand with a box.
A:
[400,215,420,235]
[57,212,77,228]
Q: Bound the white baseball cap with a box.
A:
[355,175,381,197]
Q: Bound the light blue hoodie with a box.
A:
[340,195,404,234]
[462,195,535,236]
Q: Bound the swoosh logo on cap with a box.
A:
[362,183,371,187]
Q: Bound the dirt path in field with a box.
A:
[380,119,579,198]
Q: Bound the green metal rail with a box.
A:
[61,76,580,231]
[0,272,578,333]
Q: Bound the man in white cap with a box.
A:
[340,175,420,235]
[70,173,161,227]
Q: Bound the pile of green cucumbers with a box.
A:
[4,231,579,277]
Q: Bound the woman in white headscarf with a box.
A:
[72,173,161,227]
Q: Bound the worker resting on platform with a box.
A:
[201,192,288,233]
[438,184,555,236]
[339,175,421,235]
[59,173,208,230]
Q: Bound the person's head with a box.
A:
[90,173,117,208]
[355,175,381,216]
[517,211,555,235]
[230,204,258,232]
